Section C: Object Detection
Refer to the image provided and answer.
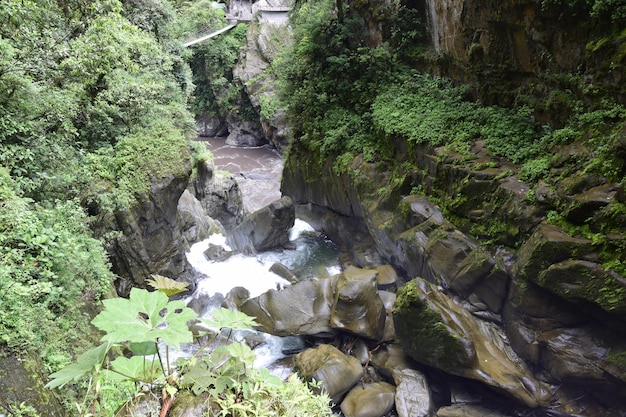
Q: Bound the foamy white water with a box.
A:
[186,238,291,299]
[185,219,338,301]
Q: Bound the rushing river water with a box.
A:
[182,137,341,371]
[200,137,283,213]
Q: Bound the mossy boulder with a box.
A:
[0,349,66,416]
[392,279,476,373]
[393,278,553,407]
[538,259,626,315]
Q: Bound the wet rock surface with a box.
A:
[227,196,295,253]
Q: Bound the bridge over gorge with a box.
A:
[182,0,291,47]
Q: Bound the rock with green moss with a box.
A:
[392,279,475,373]
[515,222,594,281]
[393,278,553,408]
[538,259,626,315]
[0,349,66,417]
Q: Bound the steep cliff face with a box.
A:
[281,0,626,414]
[357,0,625,123]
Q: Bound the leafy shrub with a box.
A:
[0,168,113,358]
[47,284,332,417]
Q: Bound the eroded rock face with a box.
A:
[230,6,292,150]
[190,159,244,231]
[108,168,194,294]
[226,195,295,253]
[393,278,553,408]
[282,136,626,413]
[178,189,223,245]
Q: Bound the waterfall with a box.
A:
[427,0,441,52]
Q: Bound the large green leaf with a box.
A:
[45,342,111,389]
[91,288,197,348]
[201,307,258,331]
[110,356,163,382]
[147,274,190,297]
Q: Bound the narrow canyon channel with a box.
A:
[182,137,341,375]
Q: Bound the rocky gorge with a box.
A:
[6,0,625,416]
[109,0,626,416]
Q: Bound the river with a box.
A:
[183,137,341,371]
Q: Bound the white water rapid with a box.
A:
[182,138,342,372]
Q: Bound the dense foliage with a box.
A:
[1,0,331,415]
[278,0,626,184]
[0,0,196,414]
[47,283,332,416]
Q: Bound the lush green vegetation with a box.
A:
[1,0,332,415]
[0,0,194,361]
[278,0,625,181]
[47,281,332,416]
[538,0,626,21]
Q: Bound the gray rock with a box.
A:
[294,344,364,405]
[393,369,433,417]
[227,196,295,253]
[190,160,244,231]
[393,278,553,408]
[340,382,396,417]
[240,276,338,336]
[178,189,221,246]
[108,165,195,293]
[330,266,386,341]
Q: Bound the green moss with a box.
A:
[392,280,471,372]
[538,260,626,314]
[605,350,626,380]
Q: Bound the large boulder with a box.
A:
[339,382,396,417]
[330,266,386,341]
[393,278,553,408]
[294,344,364,404]
[226,196,295,253]
[240,276,338,336]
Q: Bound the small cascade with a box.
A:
[426,0,441,52]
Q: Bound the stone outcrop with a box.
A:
[228,3,292,150]
[106,162,194,295]
[190,159,244,231]
[330,266,386,341]
[282,135,626,414]
[96,154,243,296]
[226,195,295,253]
